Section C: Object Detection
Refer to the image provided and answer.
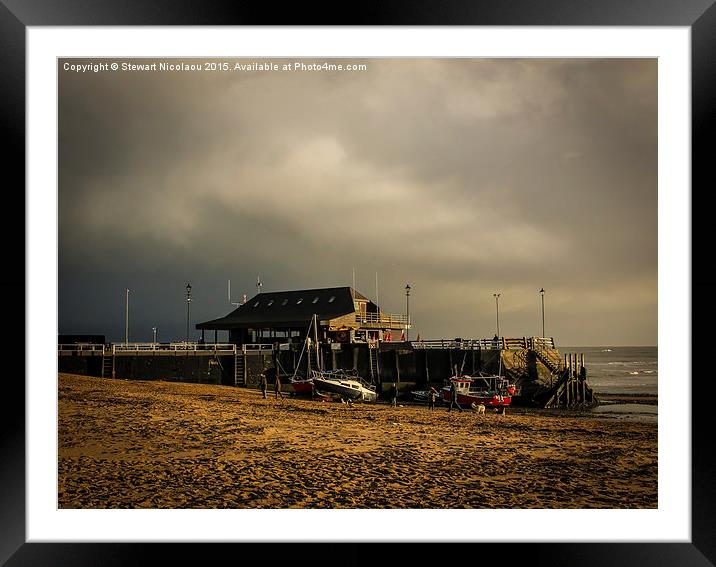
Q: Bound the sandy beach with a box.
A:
[58,373,657,509]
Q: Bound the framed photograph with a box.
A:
[6,1,712,565]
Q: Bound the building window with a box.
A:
[282,299,289,306]
[312,297,319,304]
[328,296,335,303]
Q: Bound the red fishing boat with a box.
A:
[441,374,517,408]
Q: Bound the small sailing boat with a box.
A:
[310,368,378,402]
[290,314,377,402]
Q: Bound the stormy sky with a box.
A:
[58,58,657,346]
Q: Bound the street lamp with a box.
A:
[124,288,130,345]
[493,293,501,338]
[539,288,546,338]
[152,326,157,344]
[186,283,192,342]
[405,284,411,342]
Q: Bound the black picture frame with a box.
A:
[3,1,713,565]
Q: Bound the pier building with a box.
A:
[196,286,410,346]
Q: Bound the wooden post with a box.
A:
[566,354,571,406]
[572,354,576,406]
[568,354,572,405]
[424,349,430,384]
[572,353,577,405]
[395,350,401,386]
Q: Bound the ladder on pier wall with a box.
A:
[101,352,114,378]
[234,352,246,386]
[368,342,380,382]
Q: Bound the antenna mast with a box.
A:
[313,313,322,371]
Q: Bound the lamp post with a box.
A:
[152,326,157,344]
[540,288,546,338]
[124,288,129,345]
[493,292,501,338]
[405,284,411,342]
[186,283,192,342]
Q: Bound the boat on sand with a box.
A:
[310,369,378,402]
[441,373,517,408]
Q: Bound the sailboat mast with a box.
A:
[313,313,321,371]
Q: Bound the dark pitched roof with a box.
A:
[196,287,371,330]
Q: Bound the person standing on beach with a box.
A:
[389,383,398,407]
[428,387,438,410]
[260,373,268,399]
[448,380,463,412]
[274,373,284,399]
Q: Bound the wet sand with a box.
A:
[596,392,658,405]
[58,373,657,509]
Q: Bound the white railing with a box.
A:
[355,313,409,326]
[58,343,106,354]
[241,343,274,353]
[112,342,237,354]
[411,337,556,350]
[59,342,283,356]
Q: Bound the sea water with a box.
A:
[559,346,658,396]
[559,346,658,421]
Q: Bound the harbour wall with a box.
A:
[58,343,563,405]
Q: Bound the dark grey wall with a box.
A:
[58,345,554,403]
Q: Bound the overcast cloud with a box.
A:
[59,58,657,346]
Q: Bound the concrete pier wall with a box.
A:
[58,344,565,404]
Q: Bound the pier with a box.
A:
[58,336,597,408]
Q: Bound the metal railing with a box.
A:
[411,337,556,350]
[355,313,409,326]
[58,343,106,354]
[241,343,274,353]
[112,342,237,354]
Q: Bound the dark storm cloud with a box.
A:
[58,58,657,345]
